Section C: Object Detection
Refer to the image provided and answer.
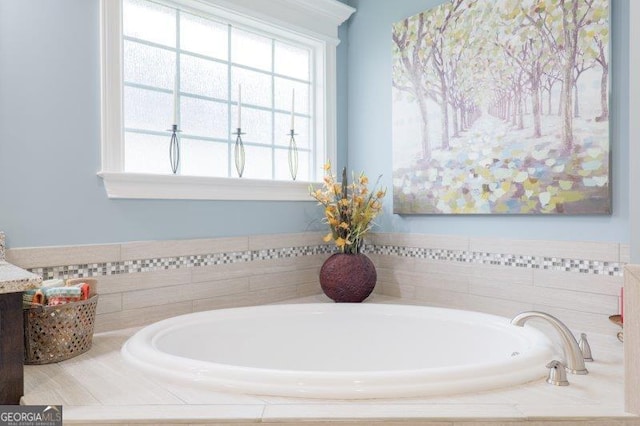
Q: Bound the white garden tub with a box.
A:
[121,303,555,399]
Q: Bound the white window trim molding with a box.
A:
[97,172,319,200]
[99,0,354,201]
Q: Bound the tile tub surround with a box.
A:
[6,233,334,332]
[21,295,638,425]
[367,233,626,337]
[5,232,627,335]
[10,233,636,423]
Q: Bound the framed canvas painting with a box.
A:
[391,0,610,214]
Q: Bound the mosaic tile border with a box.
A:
[370,245,623,276]
[25,242,624,280]
[28,245,336,280]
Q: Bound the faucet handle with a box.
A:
[578,333,593,362]
[546,360,569,386]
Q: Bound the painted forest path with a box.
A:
[396,112,609,214]
[447,113,551,158]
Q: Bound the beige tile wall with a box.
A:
[8,233,330,332]
[369,233,625,336]
[7,232,626,338]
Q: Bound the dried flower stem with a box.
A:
[310,163,386,254]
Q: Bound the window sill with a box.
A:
[98,172,320,201]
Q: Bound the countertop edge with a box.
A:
[0,261,42,294]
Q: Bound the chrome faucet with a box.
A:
[511,311,588,375]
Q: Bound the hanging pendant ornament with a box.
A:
[288,88,298,180]
[234,128,246,178]
[288,129,298,181]
[168,124,181,174]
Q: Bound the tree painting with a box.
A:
[392,0,610,214]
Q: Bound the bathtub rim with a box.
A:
[121,302,556,399]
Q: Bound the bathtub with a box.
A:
[121,303,556,399]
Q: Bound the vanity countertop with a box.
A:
[0,261,42,294]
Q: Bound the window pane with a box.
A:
[180,97,228,139]
[124,41,175,90]
[275,113,309,149]
[274,41,310,81]
[181,13,228,60]
[243,145,272,179]
[181,139,228,177]
[231,67,271,108]
[274,78,309,115]
[233,106,271,144]
[125,132,172,174]
[123,0,175,47]
[274,148,310,181]
[124,86,173,131]
[231,28,272,71]
[294,116,310,150]
[120,0,319,183]
[180,54,227,99]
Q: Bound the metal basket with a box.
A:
[23,279,98,365]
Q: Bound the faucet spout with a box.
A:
[511,311,588,375]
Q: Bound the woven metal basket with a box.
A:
[23,279,98,365]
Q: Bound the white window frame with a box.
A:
[99,0,354,201]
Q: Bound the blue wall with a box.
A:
[0,0,629,248]
[346,0,630,243]
[0,0,348,248]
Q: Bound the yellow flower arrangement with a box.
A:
[310,163,386,254]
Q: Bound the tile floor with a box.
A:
[22,295,640,425]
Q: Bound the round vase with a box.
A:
[319,253,377,303]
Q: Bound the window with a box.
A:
[100,0,354,200]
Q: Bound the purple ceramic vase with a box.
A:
[319,253,377,303]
